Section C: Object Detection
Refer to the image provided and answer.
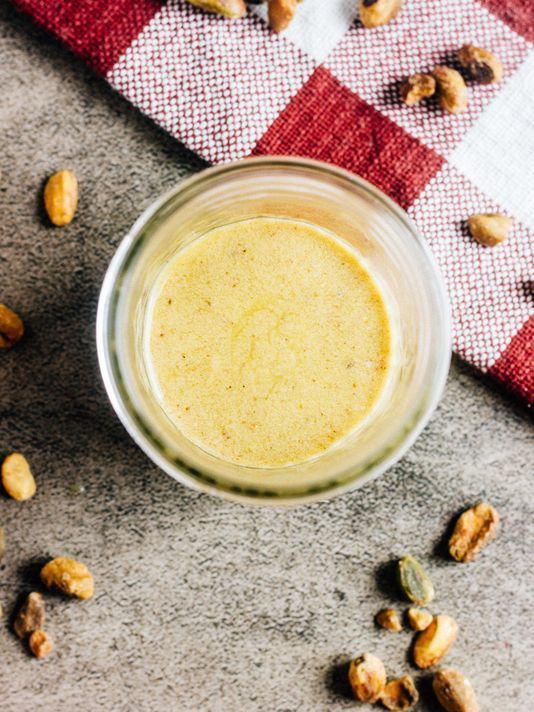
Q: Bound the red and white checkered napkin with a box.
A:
[13,0,534,405]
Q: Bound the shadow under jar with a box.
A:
[97,157,451,505]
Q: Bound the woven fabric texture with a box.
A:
[11,0,534,406]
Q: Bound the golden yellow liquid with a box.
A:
[148,218,391,467]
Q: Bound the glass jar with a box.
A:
[97,157,450,505]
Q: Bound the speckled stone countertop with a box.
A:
[1,5,533,711]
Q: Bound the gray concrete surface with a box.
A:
[1,4,533,710]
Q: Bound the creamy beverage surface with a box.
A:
[147,218,391,467]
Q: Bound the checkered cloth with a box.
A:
[12,0,534,406]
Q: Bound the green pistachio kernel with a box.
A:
[398,555,435,606]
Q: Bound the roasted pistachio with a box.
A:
[376,608,402,632]
[13,592,45,639]
[458,44,502,84]
[268,0,298,32]
[41,557,94,599]
[433,668,479,712]
[28,629,54,658]
[433,66,468,114]
[1,453,36,501]
[449,502,500,561]
[0,303,24,349]
[186,0,246,18]
[407,607,433,631]
[400,74,436,106]
[348,653,386,703]
[468,214,512,247]
[381,675,419,710]
[359,0,403,28]
[413,614,458,669]
[398,555,435,606]
[43,170,78,226]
